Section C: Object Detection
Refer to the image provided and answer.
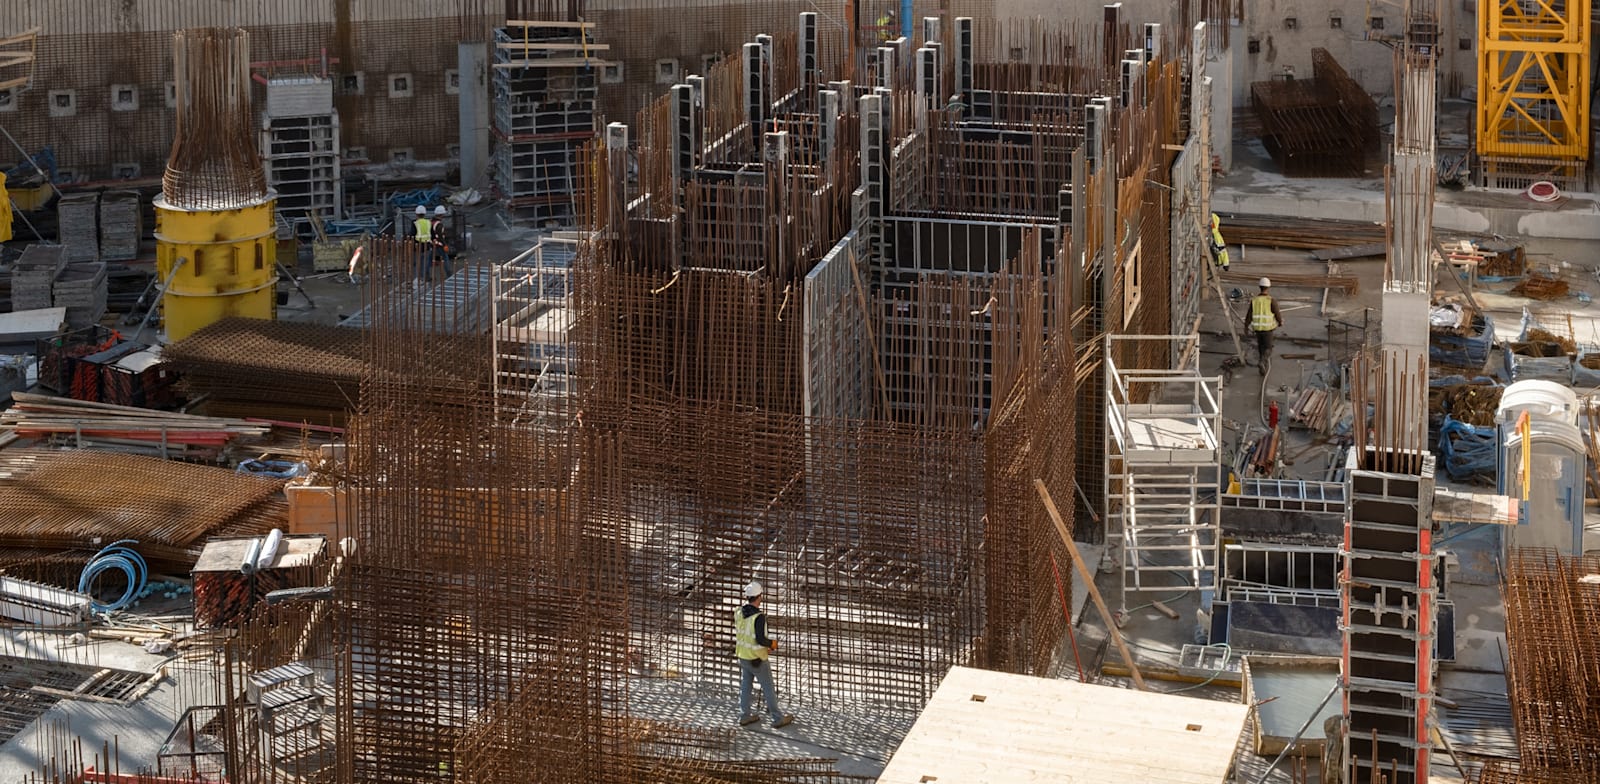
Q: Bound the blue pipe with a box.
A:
[901,0,913,39]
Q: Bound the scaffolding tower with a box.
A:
[1105,334,1222,610]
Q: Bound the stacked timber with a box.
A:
[1,392,271,460]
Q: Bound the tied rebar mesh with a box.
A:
[163,28,268,210]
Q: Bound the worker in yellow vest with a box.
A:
[876,11,895,41]
[412,205,435,280]
[1208,213,1228,269]
[734,581,794,729]
[1244,277,1284,375]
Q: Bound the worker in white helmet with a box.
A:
[430,205,454,278]
[1244,277,1284,375]
[734,580,794,729]
[412,205,436,281]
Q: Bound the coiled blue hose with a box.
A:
[78,540,148,614]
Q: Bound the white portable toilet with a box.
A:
[1495,380,1586,554]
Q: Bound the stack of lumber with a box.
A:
[1220,270,1360,294]
[51,262,108,329]
[1217,214,1385,250]
[1,392,270,460]
[56,193,100,262]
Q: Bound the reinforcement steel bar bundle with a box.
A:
[1249,48,1378,177]
[163,28,269,210]
[1501,548,1600,781]
[163,318,367,424]
[0,450,288,571]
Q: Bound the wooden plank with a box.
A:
[1035,479,1146,691]
[1309,242,1386,261]
[0,28,42,48]
[504,20,596,28]
[493,58,613,70]
[495,42,612,51]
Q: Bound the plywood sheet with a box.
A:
[878,667,1247,784]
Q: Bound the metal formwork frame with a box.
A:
[1104,334,1222,609]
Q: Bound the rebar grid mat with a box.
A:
[0,449,288,567]
[1501,548,1600,780]
[163,28,269,210]
[164,317,367,419]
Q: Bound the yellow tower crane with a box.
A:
[1477,0,1592,188]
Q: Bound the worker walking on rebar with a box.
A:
[1245,277,1284,375]
[412,205,435,281]
[735,581,794,729]
[1208,213,1229,269]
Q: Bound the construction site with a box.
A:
[0,1,1595,783]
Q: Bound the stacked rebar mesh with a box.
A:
[164,28,268,210]
[0,450,288,572]
[163,319,367,423]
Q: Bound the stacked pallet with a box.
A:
[11,244,65,310]
[56,192,100,261]
[98,190,142,261]
[51,262,108,329]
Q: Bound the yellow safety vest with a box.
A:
[877,15,893,39]
[1251,295,1278,332]
[734,608,769,660]
[1208,215,1229,267]
[414,217,433,242]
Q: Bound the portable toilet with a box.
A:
[1495,380,1586,554]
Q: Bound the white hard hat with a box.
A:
[434,205,447,216]
[1259,277,1271,288]
[415,205,427,215]
[743,580,764,598]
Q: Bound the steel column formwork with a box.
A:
[1476,0,1592,188]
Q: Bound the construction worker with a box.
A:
[1208,213,1229,269]
[431,205,454,279]
[1244,277,1284,375]
[876,10,895,41]
[412,205,434,280]
[734,581,793,729]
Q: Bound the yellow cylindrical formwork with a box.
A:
[0,172,12,243]
[154,192,278,342]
